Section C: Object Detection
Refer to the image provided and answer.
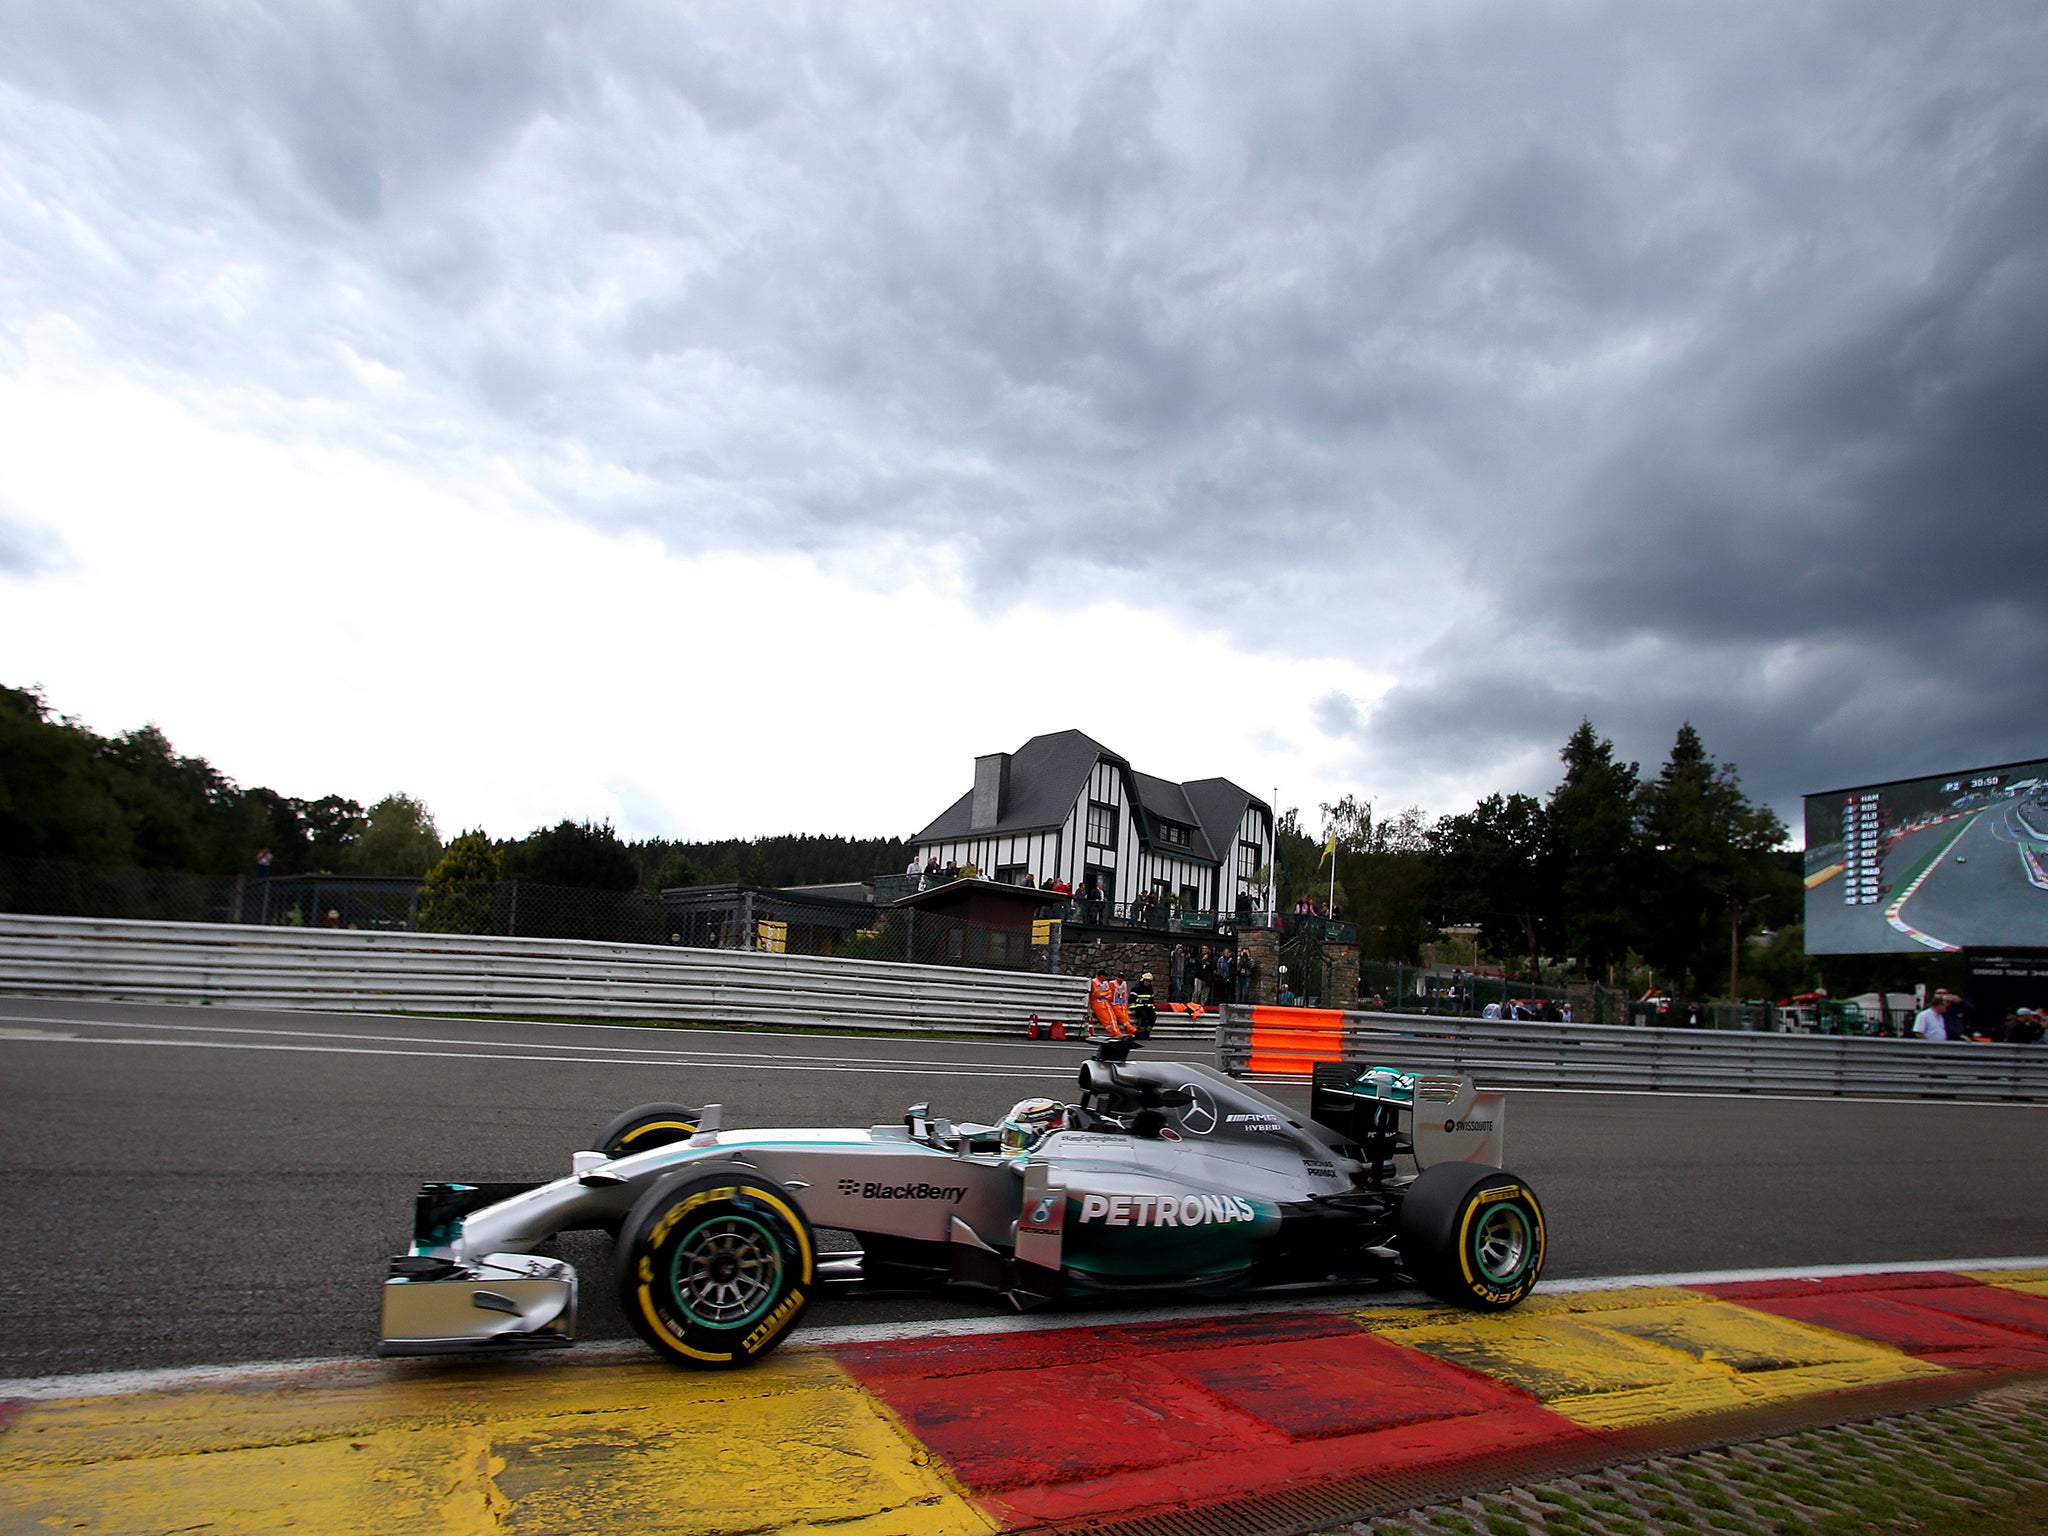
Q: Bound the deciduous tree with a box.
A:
[1430,792,1555,976]
[350,793,443,877]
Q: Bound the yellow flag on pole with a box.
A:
[1318,834,1336,867]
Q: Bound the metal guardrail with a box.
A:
[0,913,1137,1038]
[1216,1005,2048,1101]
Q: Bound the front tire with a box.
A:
[1398,1162,1545,1310]
[593,1102,703,1158]
[615,1169,815,1368]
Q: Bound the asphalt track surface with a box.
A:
[5,997,2048,1381]
[1807,800,2048,954]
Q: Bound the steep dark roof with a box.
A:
[1131,772,1217,861]
[1182,778,1263,866]
[913,730,1128,840]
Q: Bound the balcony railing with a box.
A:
[872,873,1360,943]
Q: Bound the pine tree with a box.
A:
[1547,720,1642,978]
[1635,724,1786,995]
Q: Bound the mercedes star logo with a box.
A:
[1178,1083,1217,1136]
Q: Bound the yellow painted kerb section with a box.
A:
[1356,1285,1945,1431]
[0,1353,998,1536]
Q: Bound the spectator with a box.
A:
[255,847,273,878]
[1236,948,1254,1004]
[1214,947,1233,1004]
[1196,944,1214,1005]
[1236,888,1253,923]
[1911,994,1950,1041]
[2011,1007,2045,1045]
[1168,944,1187,1003]
[943,859,958,883]
[1020,872,1035,889]
[1481,1000,1503,1020]
[925,856,941,887]
[959,859,979,879]
[1938,989,1974,1040]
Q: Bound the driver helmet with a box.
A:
[998,1097,1065,1157]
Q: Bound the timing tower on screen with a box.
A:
[1803,757,2048,955]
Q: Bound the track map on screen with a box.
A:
[1804,758,2048,954]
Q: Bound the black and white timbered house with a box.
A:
[908,731,1273,916]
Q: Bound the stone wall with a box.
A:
[1055,933,1170,986]
[1238,926,1281,1006]
[1322,942,1360,1007]
[1057,925,1283,1006]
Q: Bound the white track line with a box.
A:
[5,1255,2046,1404]
[0,1004,1108,1057]
[0,1013,1103,1069]
[0,1032,1079,1080]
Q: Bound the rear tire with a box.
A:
[616,1169,815,1368]
[593,1102,703,1158]
[1398,1162,1545,1310]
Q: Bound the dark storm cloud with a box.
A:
[5,0,2046,821]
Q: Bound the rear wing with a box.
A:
[1309,1063,1507,1169]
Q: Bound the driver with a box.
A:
[997,1097,1066,1158]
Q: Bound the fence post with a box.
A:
[508,881,520,937]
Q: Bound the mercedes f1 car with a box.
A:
[379,1045,1547,1369]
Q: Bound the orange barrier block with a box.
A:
[1246,1004,1348,1074]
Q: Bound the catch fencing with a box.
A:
[1218,1004,2048,1101]
[0,912,1099,1037]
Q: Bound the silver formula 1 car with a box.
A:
[378,1044,1547,1369]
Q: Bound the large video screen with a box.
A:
[1804,757,2048,954]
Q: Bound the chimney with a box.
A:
[971,753,1011,831]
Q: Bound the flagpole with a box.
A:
[1269,788,1278,922]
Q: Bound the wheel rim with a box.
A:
[1471,1202,1532,1284]
[668,1214,784,1328]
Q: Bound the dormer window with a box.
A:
[1159,822,1190,849]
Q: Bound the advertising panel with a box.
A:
[1803,758,2048,954]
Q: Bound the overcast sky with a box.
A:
[3,2,2044,846]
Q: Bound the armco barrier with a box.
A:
[0,912,1108,1037]
[1220,1004,2048,1101]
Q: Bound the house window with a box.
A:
[1159,822,1189,849]
[1179,883,1200,910]
[1086,801,1117,849]
[1240,841,1262,882]
[995,864,1028,885]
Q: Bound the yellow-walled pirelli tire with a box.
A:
[1397,1162,1546,1311]
[615,1169,816,1369]
[593,1102,704,1158]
